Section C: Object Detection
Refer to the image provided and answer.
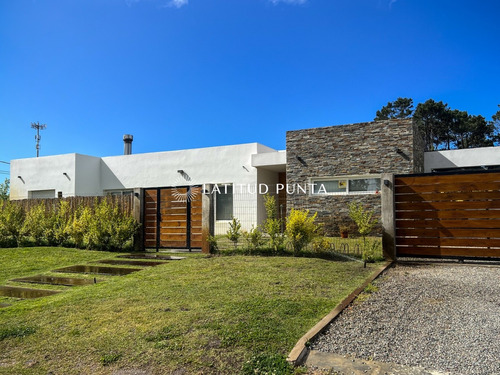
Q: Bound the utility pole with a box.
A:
[31,122,47,157]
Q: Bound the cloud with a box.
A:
[166,0,188,8]
[388,0,398,9]
[269,0,308,5]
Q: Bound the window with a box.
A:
[28,190,56,199]
[105,190,133,197]
[216,184,233,220]
[312,176,381,195]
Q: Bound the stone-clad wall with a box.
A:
[285,119,423,234]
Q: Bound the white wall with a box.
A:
[9,142,282,233]
[424,147,500,172]
[75,154,102,196]
[10,154,77,200]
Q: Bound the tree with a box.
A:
[374,97,414,120]
[377,98,498,151]
[491,105,500,145]
[413,99,451,151]
[0,178,9,200]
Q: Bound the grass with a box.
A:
[0,247,379,374]
[215,234,384,260]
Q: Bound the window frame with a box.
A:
[309,174,382,196]
[215,184,233,221]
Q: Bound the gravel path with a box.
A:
[311,262,500,375]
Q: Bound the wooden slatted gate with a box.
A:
[395,171,500,259]
[143,186,203,250]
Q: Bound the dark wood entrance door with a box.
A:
[143,186,202,251]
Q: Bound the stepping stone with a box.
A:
[0,285,60,299]
[97,259,166,267]
[12,275,98,287]
[53,265,141,276]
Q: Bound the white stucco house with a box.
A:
[10,141,286,235]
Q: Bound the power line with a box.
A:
[0,160,9,164]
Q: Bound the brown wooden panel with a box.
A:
[396,200,500,211]
[395,218,500,229]
[395,191,500,203]
[396,182,500,194]
[396,209,500,220]
[160,233,187,241]
[160,240,188,248]
[397,246,500,257]
[395,173,500,187]
[396,227,500,238]
[190,241,203,248]
[397,237,500,248]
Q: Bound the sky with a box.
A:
[1,0,499,177]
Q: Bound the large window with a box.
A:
[311,176,381,195]
[216,184,233,220]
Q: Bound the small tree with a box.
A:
[262,194,284,252]
[349,202,378,265]
[226,217,242,249]
[285,209,320,256]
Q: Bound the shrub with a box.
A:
[349,202,379,265]
[285,209,321,256]
[243,225,265,253]
[20,203,49,246]
[51,200,73,246]
[206,234,219,254]
[84,199,139,251]
[311,236,331,254]
[262,194,285,252]
[0,200,24,246]
[226,217,242,248]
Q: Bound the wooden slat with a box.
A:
[160,240,187,248]
[396,182,500,194]
[396,200,500,211]
[160,234,187,241]
[396,227,500,238]
[395,219,500,229]
[395,172,500,186]
[397,237,500,247]
[397,246,500,258]
[396,210,500,220]
[394,191,500,203]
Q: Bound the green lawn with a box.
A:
[0,247,378,375]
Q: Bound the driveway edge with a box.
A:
[287,260,393,366]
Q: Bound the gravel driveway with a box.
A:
[311,262,500,375]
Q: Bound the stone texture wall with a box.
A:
[286,119,423,235]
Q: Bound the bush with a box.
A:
[0,200,24,246]
[84,199,139,252]
[20,203,50,246]
[226,217,242,249]
[349,202,379,264]
[285,209,321,256]
[0,198,139,251]
[243,225,265,253]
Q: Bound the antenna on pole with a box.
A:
[31,122,47,157]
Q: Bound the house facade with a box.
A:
[9,119,500,239]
